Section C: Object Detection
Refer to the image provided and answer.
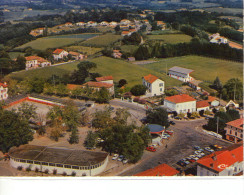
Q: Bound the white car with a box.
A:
[205,147,214,152]
[189,155,195,159]
[150,144,158,148]
[192,157,199,161]
[117,155,124,161]
[112,154,119,160]
[123,159,129,164]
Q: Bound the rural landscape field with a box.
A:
[147,34,192,44]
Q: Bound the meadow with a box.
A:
[15,33,100,51]
[80,34,121,47]
[141,55,243,84]
[120,45,139,54]
[8,52,26,59]
[8,56,182,88]
[64,46,103,56]
[204,8,242,15]
[147,34,192,44]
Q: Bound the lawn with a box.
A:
[147,34,192,44]
[64,46,103,56]
[150,30,181,35]
[80,33,122,47]
[15,33,100,51]
[141,55,243,84]
[7,56,181,88]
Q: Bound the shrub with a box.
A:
[17,166,23,171]
[44,169,49,174]
[130,85,147,96]
[53,169,57,175]
[35,167,39,172]
[71,171,76,176]
[138,99,146,104]
[26,167,31,172]
[62,172,67,176]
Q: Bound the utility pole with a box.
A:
[166,63,167,75]
[216,116,219,135]
[234,82,236,101]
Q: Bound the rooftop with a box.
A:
[0,83,7,88]
[53,49,65,54]
[196,100,210,108]
[9,145,108,166]
[168,66,194,75]
[226,118,243,130]
[83,81,113,88]
[134,163,179,176]
[143,74,158,84]
[165,94,196,104]
[95,76,113,82]
[25,56,47,62]
[146,124,165,134]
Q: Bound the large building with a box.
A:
[0,82,8,100]
[25,56,51,70]
[142,74,165,96]
[9,145,109,176]
[168,66,194,82]
[197,144,243,176]
[164,94,196,114]
[134,163,179,176]
[225,118,243,143]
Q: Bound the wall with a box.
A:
[164,100,196,114]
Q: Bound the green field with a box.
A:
[64,46,103,56]
[120,45,139,54]
[204,8,242,15]
[150,30,181,35]
[7,56,181,88]
[80,34,121,47]
[141,55,243,84]
[147,34,192,44]
[8,52,26,59]
[15,33,100,51]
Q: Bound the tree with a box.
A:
[146,108,169,128]
[55,83,68,97]
[222,78,243,100]
[165,89,179,96]
[15,56,26,70]
[130,84,147,96]
[69,129,79,144]
[16,102,37,122]
[84,131,97,148]
[91,107,114,130]
[212,76,223,91]
[113,108,131,125]
[226,109,240,121]
[134,45,150,60]
[80,109,90,126]
[118,79,127,87]
[96,87,111,103]
[138,126,152,147]
[0,109,33,153]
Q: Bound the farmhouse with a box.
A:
[65,22,73,27]
[134,163,179,176]
[226,100,239,110]
[68,51,86,60]
[76,22,85,26]
[209,33,228,44]
[197,144,243,176]
[121,31,131,36]
[29,28,44,37]
[0,82,8,101]
[142,74,165,96]
[225,118,243,143]
[164,94,196,114]
[100,21,109,26]
[53,49,69,61]
[9,145,109,176]
[95,76,114,84]
[112,50,122,59]
[82,81,114,95]
[196,100,210,112]
[25,56,51,70]
[87,21,97,27]
[168,66,194,82]
[109,21,118,27]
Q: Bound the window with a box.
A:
[235,132,237,136]
[72,166,79,170]
[159,83,164,87]
[56,164,63,168]
[27,160,33,164]
[64,165,71,169]
[230,130,232,135]
[160,88,162,92]
[234,167,237,172]
[41,162,48,166]
[49,163,55,167]
[34,161,40,165]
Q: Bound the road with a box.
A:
[228,41,243,50]
[110,99,146,113]
[119,119,233,176]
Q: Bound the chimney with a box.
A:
[210,163,214,168]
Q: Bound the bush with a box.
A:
[35,167,39,172]
[133,97,140,102]
[138,99,146,104]
[44,169,49,174]
[71,171,76,176]
[123,92,132,99]
[130,85,147,96]
[17,166,23,171]
[53,169,57,175]
[26,167,31,172]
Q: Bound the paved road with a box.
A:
[110,99,146,113]
[119,119,233,176]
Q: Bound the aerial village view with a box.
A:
[0,0,243,180]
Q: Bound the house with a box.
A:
[209,33,228,44]
[143,19,149,24]
[225,118,243,143]
[156,21,166,30]
[145,124,165,145]
[142,74,165,96]
[87,21,97,27]
[0,82,8,100]
[121,31,131,36]
[134,163,179,176]
[25,56,51,70]
[53,49,69,61]
[168,66,194,82]
[196,100,210,112]
[29,28,44,37]
[82,81,114,95]
[164,94,196,114]
[226,100,239,110]
[188,80,202,90]
[129,29,137,34]
[109,21,118,27]
[207,96,220,107]
[95,76,114,85]
[68,51,85,60]
[139,14,147,18]
[100,21,109,26]
[120,25,130,31]
[197,144,243,176]
[76,22,85,26]
[120,19,131,25]
[65,22,73,27]
[112,50,122,59]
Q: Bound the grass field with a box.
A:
[204,8,242,15]
[150,30,181,35]
[80,33,121,47]
[8,52,26,59]
[7,56,182,88]
[147,34,192,44]
[15,33,100,51]
[120,45,139,54]
[141,55,243,84]
[64,46,103,55]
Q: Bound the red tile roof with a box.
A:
[83,82,113,88]
[53,49,65,54]
[226,118,243,130]
[122,31,130,35]
[0,83,7,88]
[134,164,179,176]
[196,100,210,108]
[67,84,82,90]
[165,94,196,104]
[95,76,113,82]
[143,74,158,84]
[69,51,80,56]
[207,96,216,102]
[25,56,47,62]
[197,144,243,173]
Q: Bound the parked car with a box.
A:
[123,159,129,164]
[174,116,182,120]
[194,146,201,150]
[184,160,190,165]
[117,155,124,161]
[183,117,189,120]
[177,160,186,167]
[169,121,175,125]
[146,146,156,152]
[112,154,119,160]
[192,156,199,161]
[205,147,214,153]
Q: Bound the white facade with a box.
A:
[10,156,108,176]
[25,57,51,70]
[168,67,194,82]
[53,50,69,61]
[76,22,85,26]
[142,78,165,96]
[197,107,210,112]
[0,84,8,100]
[164,99,196,114]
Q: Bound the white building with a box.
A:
[53,49,69,61]
[168,66,194,82]
[209,33,228,44]
[164,94,196,114]
[25,56,51,70]
[87,21,97,27]
[76,22,85,26]
[142,74,165,96]
[95,76,114,85]
[197,144,243,176]
[0,82,8,100]
[100,21,109,26]
[196,100,210,112]
[109,21,118,27]
[120,19,131,25]
[9,145,109,176]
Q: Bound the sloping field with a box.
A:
[64,46,103,55]
[8,52,26,59]
[147,34,192,44]
[8,57,181,88]
[15,33,100,51]
[80,34,121,47]
[141,55,243,83]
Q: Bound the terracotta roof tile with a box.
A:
[0,83,7,88]
[25,56,47,62]
[196,100,210,108]
[83,82,113,88]
[134,164,179,176]
[53,49,65,54]
[143,74,158,84]
[165,94,196,104]
[207,96,216,102]
[226,119,243,130]
[95,76,113,82]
